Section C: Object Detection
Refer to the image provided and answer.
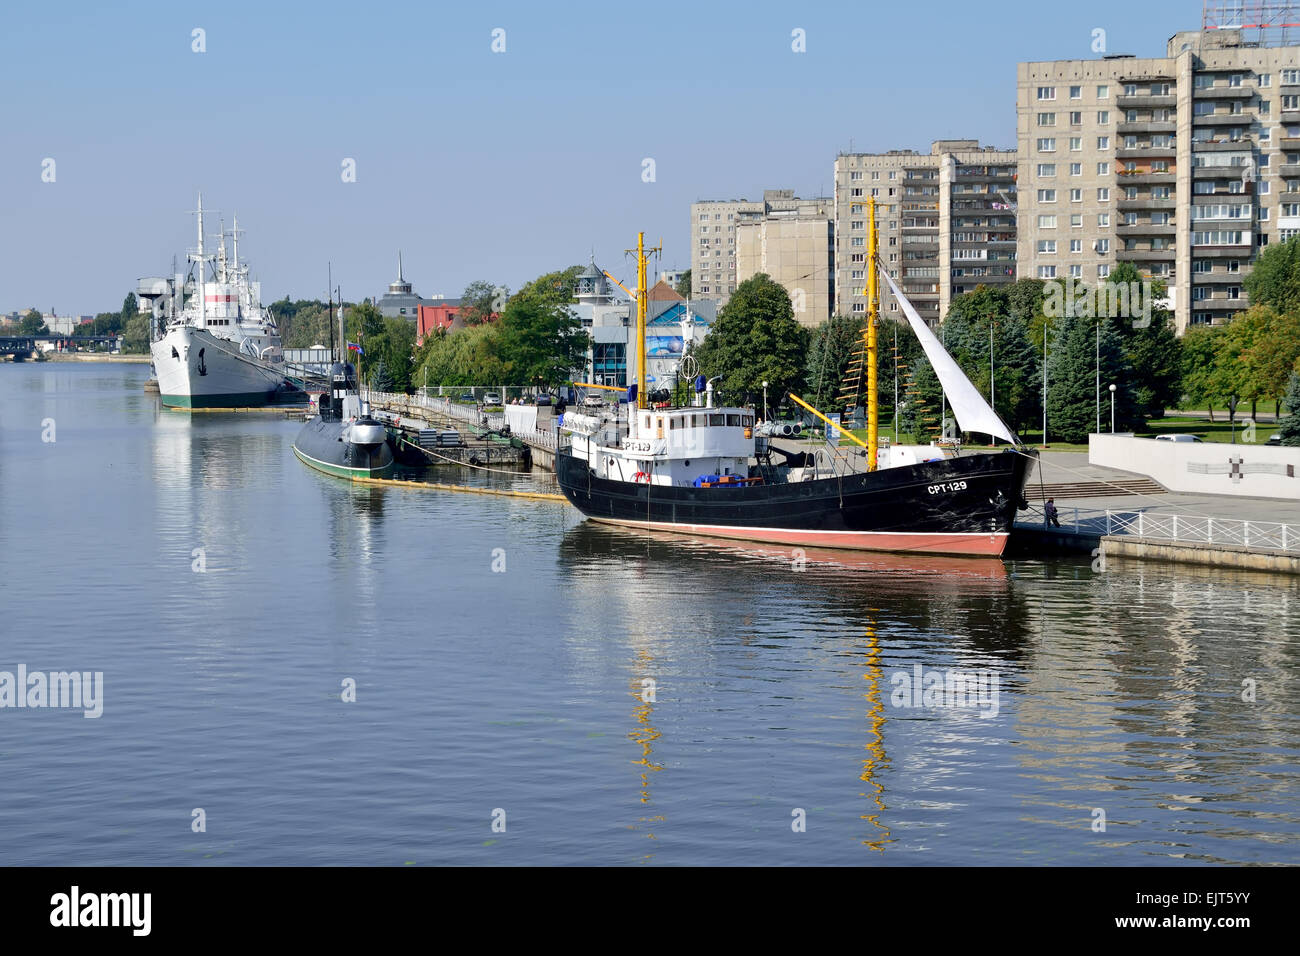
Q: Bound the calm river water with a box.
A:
[0,362,1296,865]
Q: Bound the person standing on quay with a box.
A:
[1044,498,1060,529]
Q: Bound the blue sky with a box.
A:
[1,0,1192,314]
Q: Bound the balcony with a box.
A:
[1281,137,1300,149]
[1117,248,1176,261]
[1194,86,1254,99]
[1118,197,1176,211]
[1193,138,1254,151]
[1192,113,1251,126]
[1191,271,1246,283]
[1117,94,1176,108]
[1117,120,1176,134]
[1117,146,1176,159]
[1281,163,1300,177]
[1192,244,1253,256]
[1117,223,1177,236]
[1116,170,1175,183]
[1192,295,1249,309]
[1192,165,1249,178]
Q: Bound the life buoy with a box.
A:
[634,471,650,483]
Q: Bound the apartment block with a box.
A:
[1018,25,1300,333]
[690,198,757,303]
[733,190,834,327]
[833,140,1017,327]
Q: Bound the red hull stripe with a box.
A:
[589,517,1009,557]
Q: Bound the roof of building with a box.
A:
[647,279,684,303]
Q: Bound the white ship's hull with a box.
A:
[151,326,294,408]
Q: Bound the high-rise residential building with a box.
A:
[833,140,1017,327]
[690,198,756,302]
[691,190,833,320]
[733,190,834,328]
[1018,21,1300,332]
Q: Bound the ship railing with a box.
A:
[1017,504,1300,554]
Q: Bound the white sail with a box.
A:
[880,270,1018,445]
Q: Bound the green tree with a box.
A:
[515,265,584,306]
[369,360,394,392]
[460,280,505,325]
[1243,235,1300,314]
[17,310,48,335]
[416,323,507,388]
[806,314,863,410]
[1046,313,1136,442]
[1280,372,1300,446]
[121,292,138,321]
[1179,325,1221,421]
[674,269,692,299]
[123,314,150,353]
[495,292,589,387]
[899,354,944,440]
[1240,306,1300,411]
[693,273,809,411]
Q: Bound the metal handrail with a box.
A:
[1019,503,1298,554]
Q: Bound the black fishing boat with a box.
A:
[555,219,1036,558]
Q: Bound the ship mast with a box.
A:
[627,231,662,410]
[866,198,880,472]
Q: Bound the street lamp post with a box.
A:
[1109,383,1116,434]
[762,380,769,421]
[1095,320,1101,436]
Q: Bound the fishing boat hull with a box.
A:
[292,415,395,480]
[557,448,1036,557]
[151,326,302,409]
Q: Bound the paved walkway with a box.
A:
[1019,450,1300,531]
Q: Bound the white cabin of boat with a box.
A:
[562,405,756,486]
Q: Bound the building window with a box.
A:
[1070,85,1082,99]
[1068,110,1082,125]
[1071,214,1083,227]
[1098,111,1110,124]
[1069,137,1082,151]
[1037,240,1057,253]
[850,171,862,181]
[1098,85,1109,99]
[1038,265,1057,278]
[1097,136,1110,150]
[1097,162,1110,175]
[1070,162,1082,176]
[1095,239,1110,253]
[1097,188,1110,202]
[1038,86,1056,100]
[1069,239,1082,252]
[1037,163,1057,177]
[1038,189,1057,202]
[1098,264,1110,278]
[1038,112,1056,126]
[1070,188,1083,202]
[1070,264,1083,277]
[1038,214,1057,228]
[1037,138,1056,152]
[1098,213,1110,226]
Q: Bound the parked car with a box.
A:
[458,392,475,402]
[1268,432,1282,445]
[1155,434,1202,442]
[484,392,502,405]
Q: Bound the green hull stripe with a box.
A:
[161,391,277,408]
[292,444,395,480]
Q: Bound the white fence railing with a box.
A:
[1020,504,1299,554]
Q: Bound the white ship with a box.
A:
[151,195,304,408]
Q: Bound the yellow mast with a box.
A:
[626,232,662,410]
[866,198,879,472]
